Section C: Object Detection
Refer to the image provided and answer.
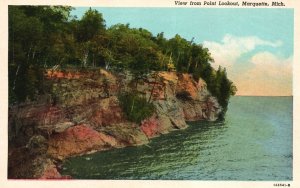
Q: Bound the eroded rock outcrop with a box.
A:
[88,96,124,127]
[8,69,221,179]
[140,115,160,138]
[47,124,119,160]
[39,163,70,179]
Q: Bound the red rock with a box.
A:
[140,116,160,138]
[8,105,67,143]
[46,70,82,79]
[39,161,72,179]
[89,97,124,127]
[74,73,80,79]
[176,73,199,100]
[47,124,118,159]
[39,165,62,179]
[66,72,73,79]
[20,106,64,125]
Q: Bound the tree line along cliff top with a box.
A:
[8,6,236,116]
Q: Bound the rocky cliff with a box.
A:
[8,69,221,179]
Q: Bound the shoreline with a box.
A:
[8,69,222,179]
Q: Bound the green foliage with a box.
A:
[9,6,72,104]
[211,66,237,119]
[152,32,236,119]
[118,92,155,124]
[73,8,107,67]
[76,8,106,42]
[8,5,236,119]
[106,24,164,71]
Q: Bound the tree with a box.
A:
[75,8,106,67]
[8,6,73,103]
[76,8,105,42]
[209,66,237,119]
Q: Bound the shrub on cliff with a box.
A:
[118,92,155,124]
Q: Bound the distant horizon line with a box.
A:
[235,95,293,97]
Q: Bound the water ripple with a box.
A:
[61,97,293,180]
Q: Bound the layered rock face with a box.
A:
[135,72,221,126]
[8,69,221,179]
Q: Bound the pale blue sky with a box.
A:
[71,8,294,95]
[71,8,293,58]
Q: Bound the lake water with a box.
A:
[61,96,293,180]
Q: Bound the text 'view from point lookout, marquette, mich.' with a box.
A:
[175,1,285,7]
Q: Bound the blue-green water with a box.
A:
[61,96,293,180]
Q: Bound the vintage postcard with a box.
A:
[0,0,299,188]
